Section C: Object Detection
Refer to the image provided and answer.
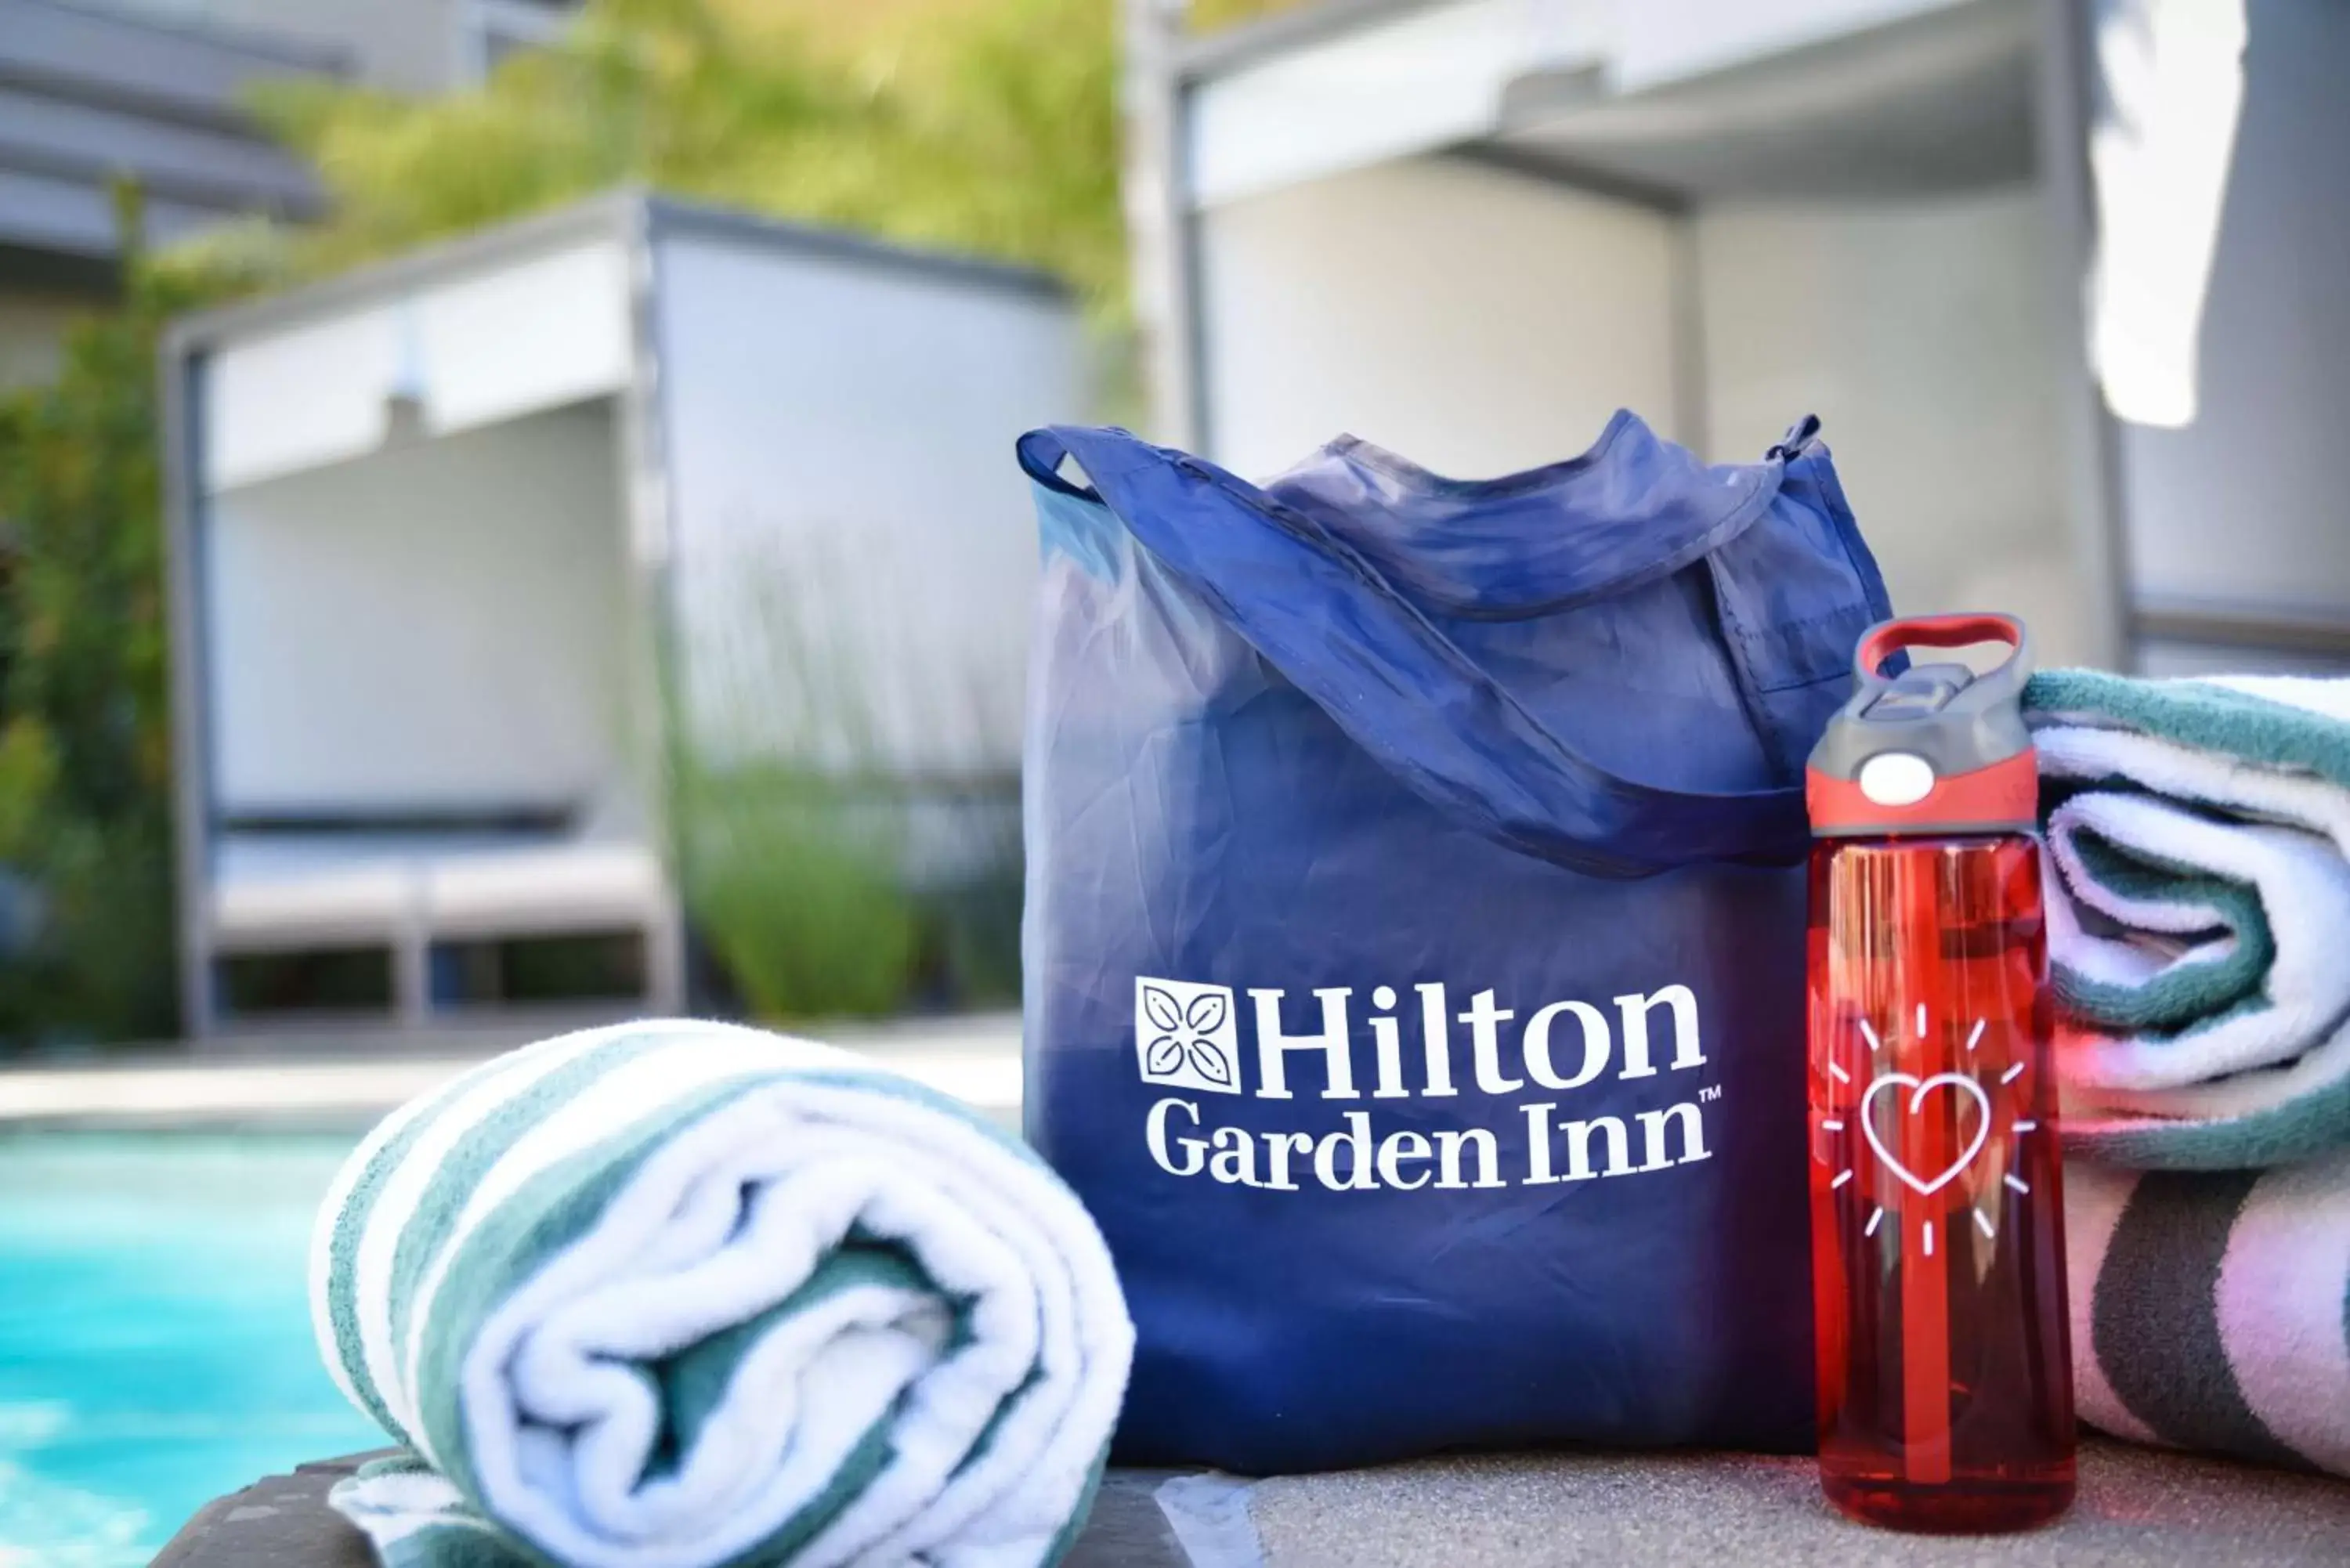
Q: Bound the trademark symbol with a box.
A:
[1699,1084,1723,1103]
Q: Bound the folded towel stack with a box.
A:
[2029,670,2350,1477]
[2028,670,2350,1169]
[311,1020,1133,1568]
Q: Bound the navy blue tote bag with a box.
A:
[1017,412,1890,1473]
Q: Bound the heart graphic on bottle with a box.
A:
[1859,1071,1991,1196]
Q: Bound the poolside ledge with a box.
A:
[0,1013,1024,1129]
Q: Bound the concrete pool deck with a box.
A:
[157,1438,2350,1567]
[0,1013,1025,1129]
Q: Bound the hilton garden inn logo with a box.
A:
[1135,976,1717,1194]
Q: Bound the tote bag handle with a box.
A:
[1019,426,1848,878]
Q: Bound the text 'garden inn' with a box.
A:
[1134,977,1716,1194]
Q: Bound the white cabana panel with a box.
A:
[413,240,633,437]
[1693,189,2090,664]
[1611,0,1967,90]
[1197,155,1682,482]
[207,402,631,815]
[654,224,1082,779]
[1188,0,1605,209]
[2112,0,2350,628]
[1184,0,1990,212]
[201,238,631,490]
[204,306,401,490]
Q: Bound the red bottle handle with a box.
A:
[1855,614,2025,681]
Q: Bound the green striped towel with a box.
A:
[2068,1150,2350,1477]
[309,1020,1133,1568]
[2028,670,2350,1168]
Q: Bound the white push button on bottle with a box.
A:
[1858,752,1936,807]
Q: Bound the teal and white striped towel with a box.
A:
[2028,670,2350,1169]
[309,1020,1133,1568]
[2068,1150,2350,1477]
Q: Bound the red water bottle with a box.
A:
[1802,613,2074,1532]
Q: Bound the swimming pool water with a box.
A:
[0,1131,384,1566]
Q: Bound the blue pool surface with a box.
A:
[0,1130,384,1566]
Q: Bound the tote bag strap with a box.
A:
[1020,426,1836,878]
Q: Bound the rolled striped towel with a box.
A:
[2028,670,2350,1168]
[2066,1148,2350,1477]
[310,1020,1133,1568]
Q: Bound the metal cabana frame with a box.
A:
[161,191,1079,1038]
[1126,0,2350,677]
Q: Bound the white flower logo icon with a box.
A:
[1133,977,1242,1093]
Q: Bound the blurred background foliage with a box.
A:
[251,0,1129,315]
[0,0,1296,1045]
[0,206,280,1045]
[1188,0,1314,31]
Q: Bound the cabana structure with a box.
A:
[161,193,1082,1035]
[1126,0,2350,674]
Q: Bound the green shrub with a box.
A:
[678,764,921,1021]
[0,211,272,1046]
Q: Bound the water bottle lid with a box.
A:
[1806,613,2037,837]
